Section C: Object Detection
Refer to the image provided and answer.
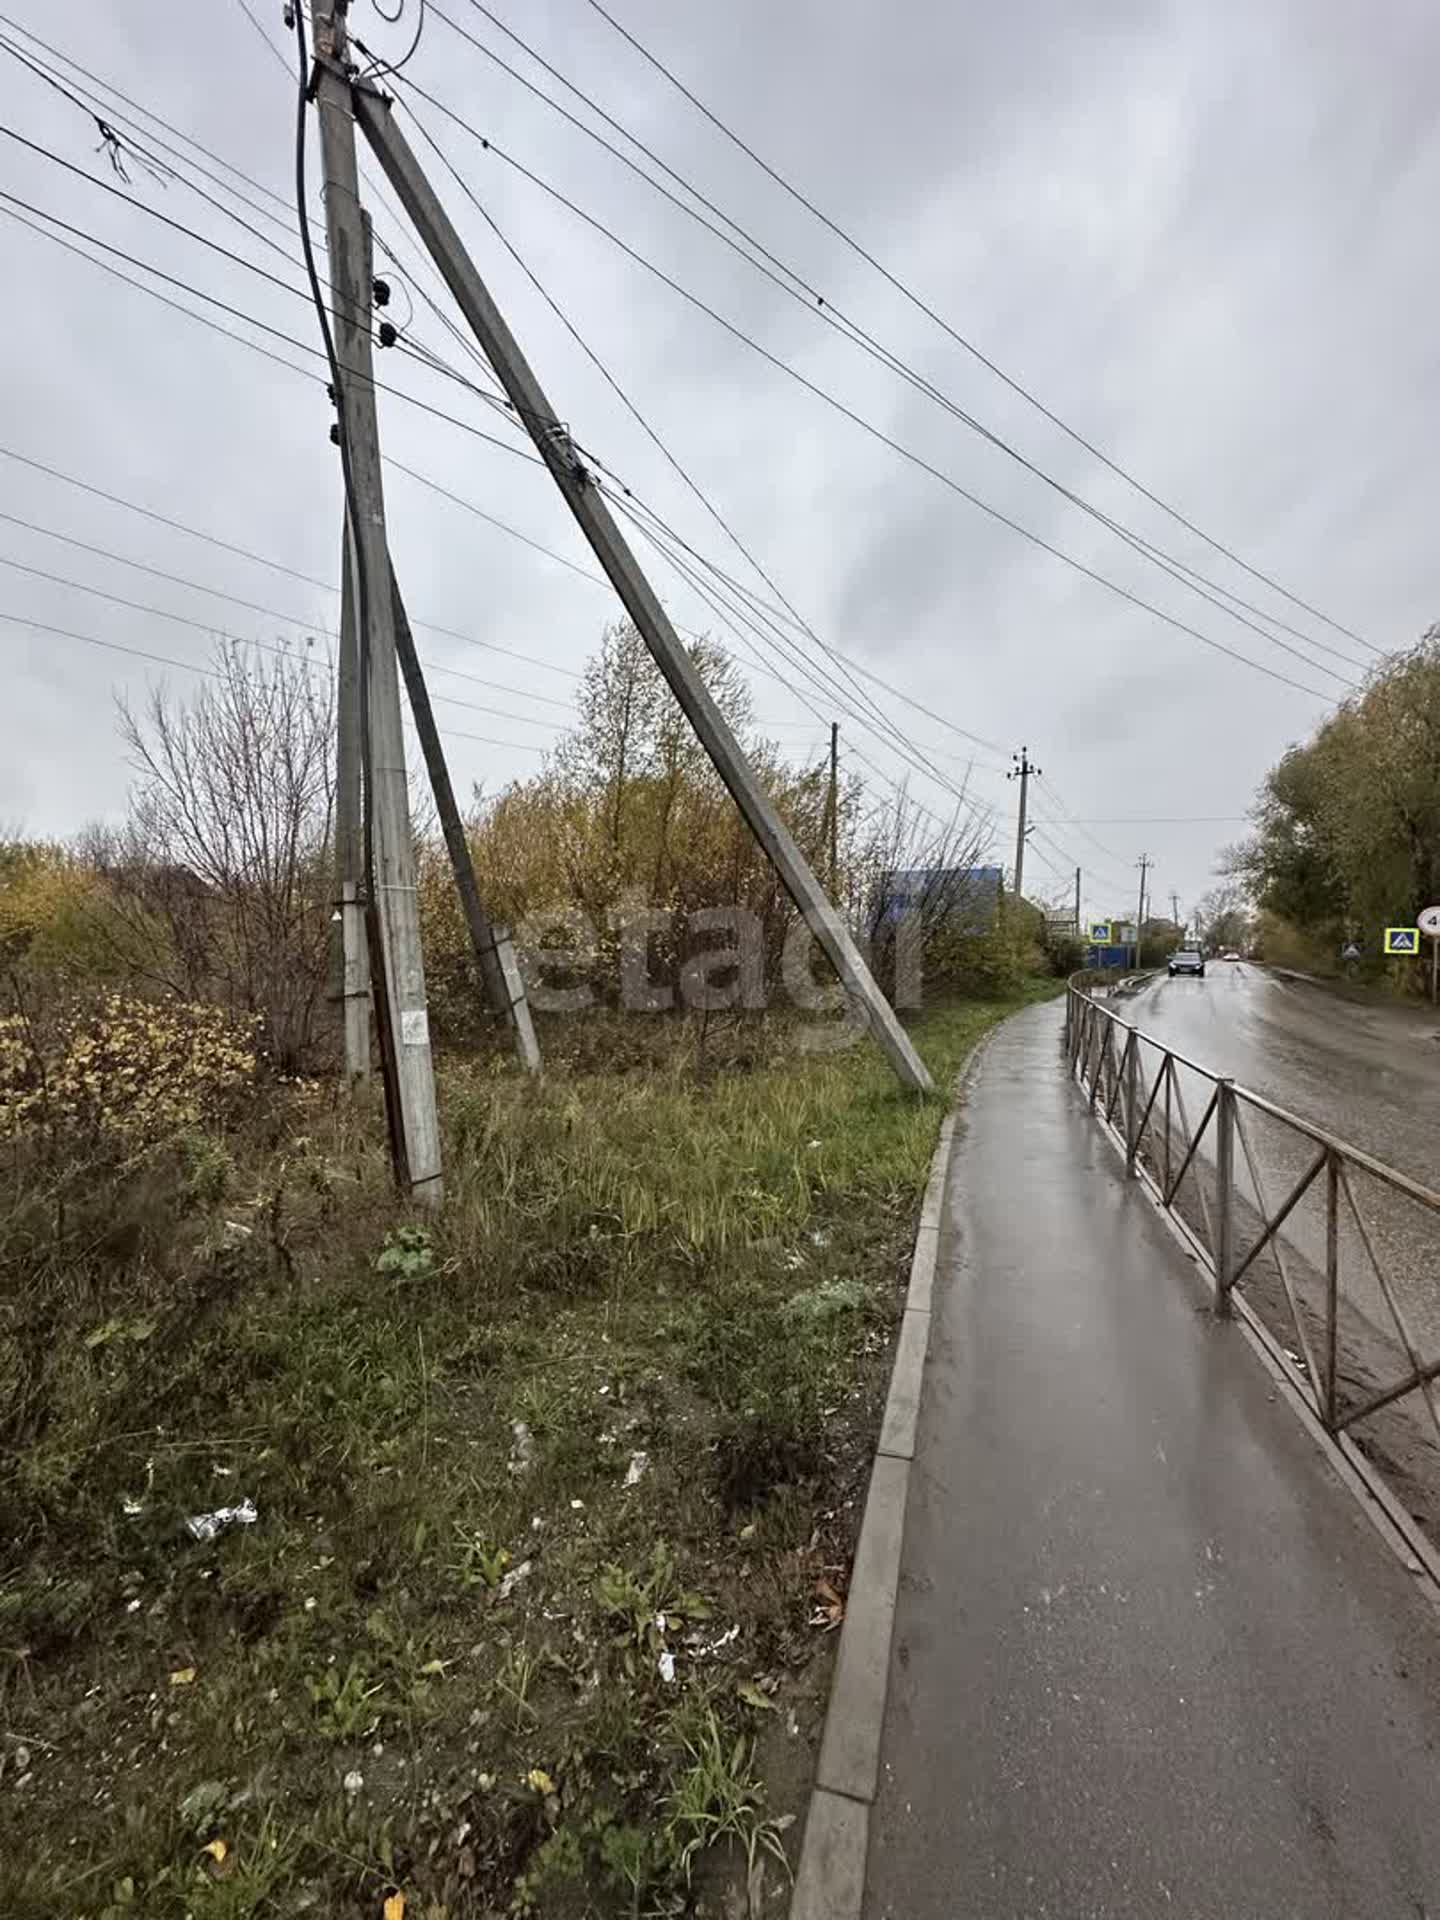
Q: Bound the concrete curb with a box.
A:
[790,1032,995,1919]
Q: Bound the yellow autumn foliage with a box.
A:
[0,993,259,1146]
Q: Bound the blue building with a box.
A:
[873,865,1004,933]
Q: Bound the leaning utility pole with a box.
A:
[312,0,442,1200]
[353,83,932,1094]
[827,721,840,897]
[1008,746,1040,901]
[1134,853,1151,969]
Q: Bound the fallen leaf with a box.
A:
[383,1894,405,1920]
[812,1577,845,1627]
[169,1667,197,1687]
[526,1767,556,1796]
[737,1679,778,1713]
[201,1839,228,1865]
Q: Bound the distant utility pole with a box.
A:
[313,0,442,1200]
[1135,854,1151,968]
[1008,747,1041,901]
[354,84,933,1094]
[1074,866,1082,936]
[827,721,839,896]
[1170,889,1181,931]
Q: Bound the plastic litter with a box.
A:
[623,1450,649,1488]
[184,1499,258,1543]
[658,1650,676,1684]
[497,1559,533,1601]
[507,1421,534,1476]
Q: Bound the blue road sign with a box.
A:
[1384,926,1419,955]
[1089,921,1111,943]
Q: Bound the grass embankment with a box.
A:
[2,987,1053,1918]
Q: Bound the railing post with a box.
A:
[1124,1026,1141,1174]
[1214,1077,1236,1316]
[1324,1149,1340,1427]
[1163,1056,1172,1196]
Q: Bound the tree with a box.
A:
[106,643,334,1067]
[1194,882,1252,953]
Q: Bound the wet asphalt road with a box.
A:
[1126,964,1440,1353]
[1130,963,1440,1189]
[865,1000,1440,1920]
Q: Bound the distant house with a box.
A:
[872,865,1003,935]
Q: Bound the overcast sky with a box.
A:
[1,0,1435,923]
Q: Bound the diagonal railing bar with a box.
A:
[1105,1026,1131,1127]
[1230,1146,1329,1290]
[1167,1071,1218,1258]
[1337,1161,1440,1453]
[1334,1354,1440,1432]
[1162,1082,1218,1212]
[1130,1040,1164,1145]
[1232,1105,1324,1404]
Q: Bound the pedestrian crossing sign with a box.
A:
[1384,926,1420,954]
[1089,921,1111,943]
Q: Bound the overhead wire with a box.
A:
[579,0,1376,656]
[377,71,1345,704]
[3,27,1203,864]
[427,0,1368,681]
[0,511,575,710]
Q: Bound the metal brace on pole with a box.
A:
[335,517,371,1081]
[352,86,934,1097]
[388,565,541,1076]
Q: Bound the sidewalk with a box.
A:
[865,999,1440,1919]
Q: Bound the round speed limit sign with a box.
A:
[1420,906,1440,937]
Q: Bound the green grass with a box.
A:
[0,986,1054,1917]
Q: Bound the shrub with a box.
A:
[0,992,259,1150]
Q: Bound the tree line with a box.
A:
[1232,626,1440,976]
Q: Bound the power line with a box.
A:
[579,0,1376,656]
[426,0,1368,681]
[0,508,576,711]
[2,28,1289,813]
[3,55,1153,831]
[232,0,294,76]
[388,98,973,803]
[382,74,1343,704]
[1,606,549,760]
[0,551,567,734]
[0,190,545,471]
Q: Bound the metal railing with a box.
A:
[1065,981,1440,1454]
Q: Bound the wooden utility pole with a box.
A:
[388,567,540,1075]
[313,0,442,1200]
[1134,854,1151,969]
[355,87,933,1094]
[1008,746,1040,901]
[1170,889,1182,934]
[827,721,839,897]
[335,518,370,1080]
[1074,866,1081,936]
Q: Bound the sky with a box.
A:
[1,0,1436,926]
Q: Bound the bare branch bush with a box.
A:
[104,643,335,1069]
